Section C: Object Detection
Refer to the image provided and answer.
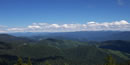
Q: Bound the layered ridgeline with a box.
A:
[0,34,130,65]
[10,31,130,41]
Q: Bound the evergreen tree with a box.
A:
[27,57,32,65]
[22,63,28,65]
[64,63,69,65]
[105,55,116,65]
[44,61,51,65]
[14,57,23,65]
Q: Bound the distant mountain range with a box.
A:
[8,31,130,41]
[0,33,130,65]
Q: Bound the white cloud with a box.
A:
[28,25,41,29]
[7,28,26,32]
[86,20,130,31]
[49,24,60,28]
[0,20,130,33]
[87,21,96,24]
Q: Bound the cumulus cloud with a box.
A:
[0,20,130,33]
[86,20,130,31]
[28,25,41,29]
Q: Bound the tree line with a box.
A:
[14,55,130,65]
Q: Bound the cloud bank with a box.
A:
[0,20,130,33]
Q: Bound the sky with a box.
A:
[0,0,130,32]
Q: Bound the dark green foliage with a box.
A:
[0,41,12,49]
[0,41,130,65]
[38,38,88,49]
[27,57,32,65]
[0,59,9,65]
[44,61,51,65]
[105,55,116,65]
[14,57,32,65]
[14,57,23,65]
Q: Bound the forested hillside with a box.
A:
[0,34,130,65]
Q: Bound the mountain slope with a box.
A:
[1,43,129,65]
[99,40,130,53]
[38,38,88,48]
[0,34,34,43]
[0,34,130,65]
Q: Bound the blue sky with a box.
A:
[0,0,130,32]
[0,0,130,26]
